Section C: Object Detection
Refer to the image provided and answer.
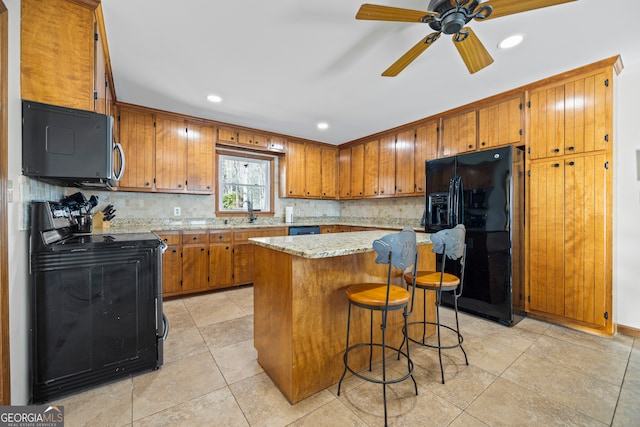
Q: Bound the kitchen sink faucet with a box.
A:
[243,200,257,223]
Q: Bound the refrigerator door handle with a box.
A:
[448,178,455,227]
[457,176,464,226]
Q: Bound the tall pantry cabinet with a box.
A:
[526,59,620,336]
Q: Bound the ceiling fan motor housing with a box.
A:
[427,0,479,34]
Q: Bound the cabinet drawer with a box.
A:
[157,231,181,246]
[209,230,232,243]
[182,231,208,244]
[234,227,287,242]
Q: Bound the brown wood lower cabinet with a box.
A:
[157,227,287,296]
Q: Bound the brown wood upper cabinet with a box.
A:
[238,131,268,148]
[395,130,416,195]
[218,127,285,154]
[117,107,156,191]
[350,143,365,198]
[281,140,336,199]
[441,110,477,157]
[339,147,352,199]
[21,0,98,111]
[478,96,523,149]
[529,71,610,159]
[155,116,188,191]
[186,122,216,193]
[414,121,439,194]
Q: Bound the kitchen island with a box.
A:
[250,230,435,403]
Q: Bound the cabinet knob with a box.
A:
[193,237,197,241]
[468,144,473,149]
[145,182,150,186]
[481,142,486,146]
[553,148,560,153]
[567,146,575,151]
[207,185,211,189]
[178,184,182,188]
[568,161,575,166]
[163,238,168,242]
[172,249,177,254]
[553,163,560,167]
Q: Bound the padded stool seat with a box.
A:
[404,271,460,291]
[346,283,411,308]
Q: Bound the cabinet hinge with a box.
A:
[528,295,531,302]
[527,170,531,177]
[519,129,523,136]
[604,134,609,142]
[527,147,531,154]
[604,311,609,320]
[519,103,523,110]
[105,80,108,88]
[605,161,610,169]
[208,277,210,282]
[180,280,182,286]
[93,91,98,100]
[527,101,531,108]
[94,32,98,41]
[605,79,609,87]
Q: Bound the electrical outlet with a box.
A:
[173,207,181,216]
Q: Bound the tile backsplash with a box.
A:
[21,178,425,230]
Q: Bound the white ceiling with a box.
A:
[101,0,640,145]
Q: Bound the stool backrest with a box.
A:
[373,227,417,272]
[430,224,466,260]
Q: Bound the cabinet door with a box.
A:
[478,96,522,149]
[442,111,477,157]
[187,122,215,193]
[321,147,338,199]
[304,144,323,198]
[162,245,183,295]
[338,148,352,199]
[563,154,607,327]
[378,135,396,196]
[529,86,565,159]
[118,108,155,190]
[351,143,365,198]
[528,159,565,316]
[156,116,187,191]
[363,140,379,197]
[233,243,253,285]
[93,14,107,114]
[182,245,209,292]
[283,140,306,197]
[395,130,416,195]
[21,0,95,110]
[210,244,233,288]
[415,121,438,193]
[564,73,608,155]
[218,128,238,144]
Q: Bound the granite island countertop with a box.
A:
[249,229,432,259]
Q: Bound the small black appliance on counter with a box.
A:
[28,200,167,403]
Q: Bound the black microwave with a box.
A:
[22,100,124,189]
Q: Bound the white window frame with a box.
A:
[216,151,274,215]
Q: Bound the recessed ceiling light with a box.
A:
[317,122,329,130]
[206,94,222,103]
[497,34,524,49]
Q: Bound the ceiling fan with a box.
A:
[356,0,576,76]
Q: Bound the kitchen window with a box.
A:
[216,152,274,215]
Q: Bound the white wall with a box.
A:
[4,1,640,403]
[614,63,640,330]
[6,0,29,405]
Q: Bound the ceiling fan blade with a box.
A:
[481,0,576,20]
[453,28,494,74]
[356,4,438,23]
[382,33,440,77]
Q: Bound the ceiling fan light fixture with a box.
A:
[497,34,524,49]
[206,94,222,103]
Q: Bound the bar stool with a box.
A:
[337,227,418,427]
[403,224,468,384]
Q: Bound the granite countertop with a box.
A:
[249,229,432,259]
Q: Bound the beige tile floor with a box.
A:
[52,286,639,426]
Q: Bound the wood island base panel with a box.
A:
[252,233,435,404]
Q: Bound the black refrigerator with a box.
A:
[425,146,525,325]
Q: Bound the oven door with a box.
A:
[30,245,161,403]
